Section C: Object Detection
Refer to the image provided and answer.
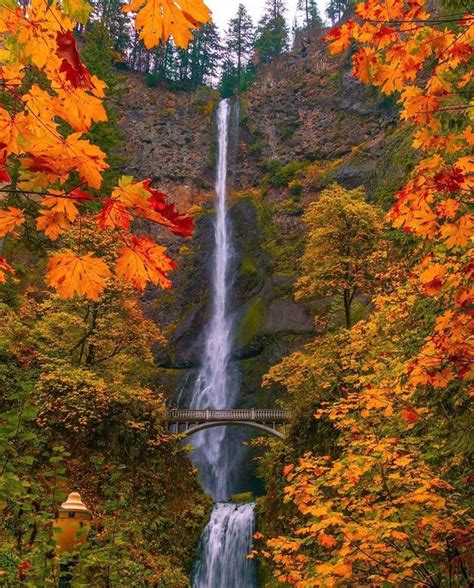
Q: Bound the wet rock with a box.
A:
[263,299,314,334]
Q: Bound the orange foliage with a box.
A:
[262,0,473,584]
[0,0,205,300]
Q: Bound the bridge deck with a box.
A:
[166,409,290,423]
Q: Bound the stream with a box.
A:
[185,99,258,587]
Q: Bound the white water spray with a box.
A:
[189,99,241,500]
[189,99,257,587]
[193,502,257,588]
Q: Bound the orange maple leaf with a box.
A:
[46,250,111,300]
[116,236,176,290]
[0,206,25,237]
[419,262,446,296]
[0,256,14,284]
[36,209,72,241]
[440,215,474,248]
[401,406,420,424]
[97,198,133,230]
[318,533,337,548]
[123,0,211,50]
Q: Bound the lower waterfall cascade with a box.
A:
[188,99,258,587]
[193,503,257,588]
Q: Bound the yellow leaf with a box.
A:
[46,250,110,300]
[61,0,92,23]
[123,0,211,49]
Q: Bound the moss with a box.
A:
[240,253,258,276]
[235,297,267,348]
[372,125,415,209]
[264,159,310,188]
[230,491,254,503]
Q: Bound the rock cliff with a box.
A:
[116,32,412,405]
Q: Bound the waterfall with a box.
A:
[188,98,241,501]
[193,503,257,588]
[188,99,257,587]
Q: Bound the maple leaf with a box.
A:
[97,198,133,230]
[0,168,10,183]
[36,209,72,240]
[123,0,211,50]
[0,206,25,237]
[324,22,355,54]
[318,533,337,548]
[440,216,474,248]
[61,0,92,23]
[419,262,446,296]
[353,47,377,84]
[433,168,465,193]
[0,256,14,284]
[116,236,175,290]
[143,181,194,237]
[41,195,80,221]
[64,133,108,188]
[56,31,93,89]
[46,250,111,300]
[71,188,94,201]
[401,406,420,424]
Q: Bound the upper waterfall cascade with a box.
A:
[189,99,257,588]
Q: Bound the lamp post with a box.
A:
[54,492,92,588]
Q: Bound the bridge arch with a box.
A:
[166,409,290,440]
[180,420,285,439]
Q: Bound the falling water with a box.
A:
[193,503,257,588]
[188,98,241,501]
[188,99,257,587]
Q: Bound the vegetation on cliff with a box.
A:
[254,1,473,585]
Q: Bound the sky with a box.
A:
[205,0,329,32]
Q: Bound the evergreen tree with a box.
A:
[189,23,222,87]
[255,0,289,66]
[264,0,287,19]
[326,0,351,24]
[225,4,255,94]
[297,0,322,29]
[91,0,130,53]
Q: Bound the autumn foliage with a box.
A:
[256,0,473,585]
[0,0,211,299]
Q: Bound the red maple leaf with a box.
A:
[401,406,420,424]
[433,167,464,193]
[0,168,10,183]
[143,181,194,238]
[71,188,94,201]
[56,31,93,89]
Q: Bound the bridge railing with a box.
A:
[166,409,290,423]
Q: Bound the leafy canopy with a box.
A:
[0,0,210,300]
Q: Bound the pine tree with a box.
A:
[325,0,351,24]
[189,23,222,87]
[264,0,287,19]
[91,0,131,53]
[225,4,255,94]
[297,0,322,30]
[255,0,289,66]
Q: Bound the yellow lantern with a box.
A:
[54,492,92,554]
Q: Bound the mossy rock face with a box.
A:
[240,253,258,276]
[235,297,268,349]
[229,491,254,503]
[371,125,415,208]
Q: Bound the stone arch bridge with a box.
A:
[166,409,291,439]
